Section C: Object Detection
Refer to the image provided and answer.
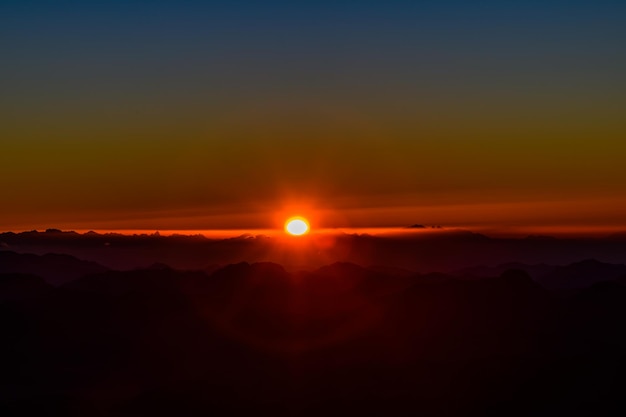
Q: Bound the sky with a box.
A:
[2,1,625,232]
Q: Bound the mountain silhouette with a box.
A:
[537,259,626,290]
[4,229,626,272]
[0,273,52,302]
[453,262,557,280]
[1,234,626,416]
[0,250,108,285]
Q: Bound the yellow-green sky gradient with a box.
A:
[2,1,625,232]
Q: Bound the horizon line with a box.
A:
[2,225,626,239]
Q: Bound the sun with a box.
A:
[285,217,310,236]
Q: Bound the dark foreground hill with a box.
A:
[1,261,625,416]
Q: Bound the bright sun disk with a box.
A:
[285,217,310,236]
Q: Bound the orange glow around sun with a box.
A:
[285,217,310,236]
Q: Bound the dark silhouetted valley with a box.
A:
[1,230,626,416]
